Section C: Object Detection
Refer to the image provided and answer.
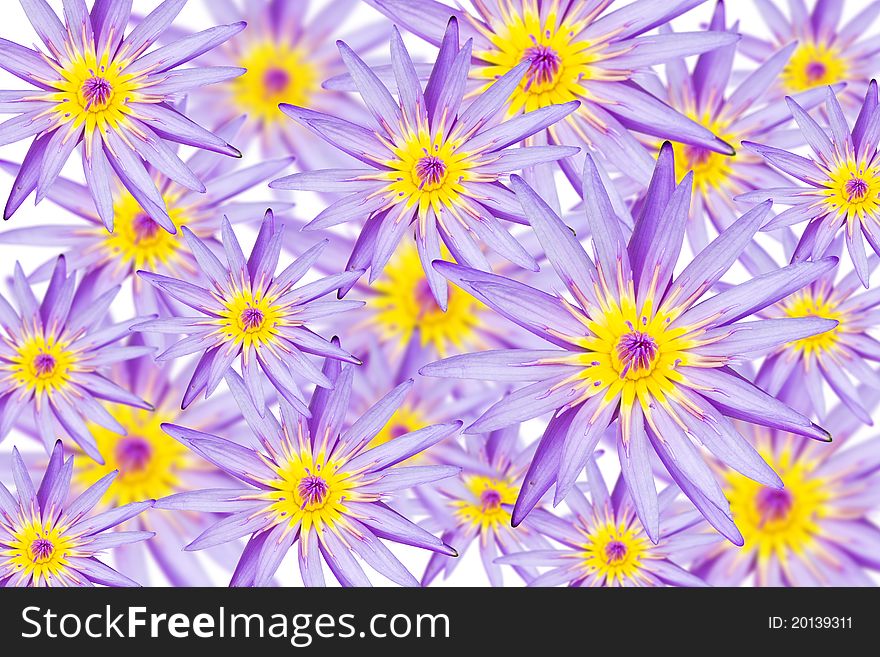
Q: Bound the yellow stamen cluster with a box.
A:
[824,158,880,222]
[724,447,830,567]
[473,0,621,115]
[100,191,189,273]
[5,332,78,396]
[215,286,288,350]
[74,405,192,506]
[48,50,143,140]
[2,516,78,585]
[366,243,486,356]
[453,475,518,533]
[781,42,849,93]
[576,513,651,585]
[232,41,320,126]
[780,289,843,357]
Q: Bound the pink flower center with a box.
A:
[523,44,561,89]
[116,436,152,472]
[683,143,713,167]
[240,307,265,331]
[415,155,447,189]
[81,75,113,110]
[480,489,502,510]
[845,177,870,202]
[616,327,659,378]
[263,68,291,94]
[30,538,55,563]
[298,475,329,507]
[132,213,161,242]
[33,353,56,377]
[755,487,793,524]
[388,424,411,440]
[604,540,628,564]
[805,61,827,82]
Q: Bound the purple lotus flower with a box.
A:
[361,0,738,192]
[741,0,880,111]
[156,360,462,587]
[740,83,880,287]
[422,146,838,544]
[0,256,153,462]
[0,0,245,229]
[133,211,363,412]
[641,1,829,248]
[742,237,880,425]
[0,116,293,327]
[692,397,880,586]
[271,19,581,306]
[184,0,389,167]
[498,461,714,586]
[0,441,153,586]
[418,426,551,586]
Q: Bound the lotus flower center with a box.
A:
[263,68,291,94]
[755,487,793,524]
[32,353,57,378]
[132,213,161,243]
[805,61,827,82]
[116,436,152,473]
[604,540,628,564]
[615,327,659,379]
[845,177,870,202]
[480,488,503,510]
[415,155,448,190]
[523,44,561,89]
[80,75,114,111]
[240,306,266,331]
[298,475,330,508]
[29,538,55,564]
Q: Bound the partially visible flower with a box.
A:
[741,0,880,110]
[272,19,579,306]
[693,402,880,586]
[0,0,245,228]
[187,0,389,167]
[363,0,737,190]
[157,362,462,587]
[67,351,245,586]
[0,256,153,461]
[498,462,713,586]
[644,1,828,247]
[0,441,153,587]
[746,242,880,424]
[741,83,880,286]
[134,211,363,412]
[422,147,837,543]
[0,116,293,323]
[418,426,551,586]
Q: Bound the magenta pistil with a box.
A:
[298,475,330,507]
[604,540,628,563]
[845,177,870,202]
[81,76,113,110]
[415,155,447,189]
[33,353,56,377]
[523,44,561,90]
[240,307,265,331]
[115,436,152,472]
[755,487,793,525]
[616,327,659,378]
[264,68,291,94]
[30,538,55,562]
